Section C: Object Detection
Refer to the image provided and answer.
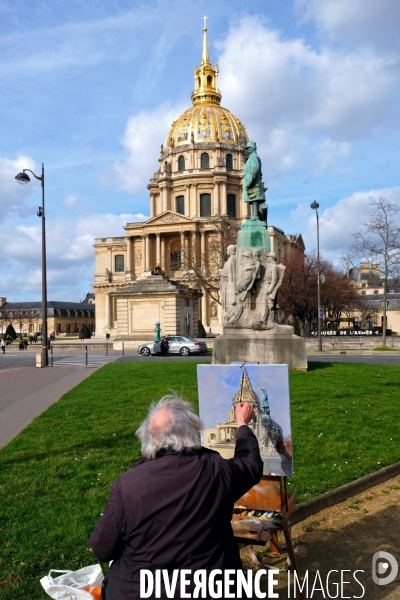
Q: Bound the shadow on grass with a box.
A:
[307,361,334,371]
[0,432,139,467]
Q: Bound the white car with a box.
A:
[137,336,208,357]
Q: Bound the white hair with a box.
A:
[136,394,203,459]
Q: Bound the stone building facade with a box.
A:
[0,298,95,336]
[93,24,304,340]
[348,263,400,333]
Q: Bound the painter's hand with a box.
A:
[236,402,255,426]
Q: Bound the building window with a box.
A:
[361,291,366,295]
[361,283,366,288]
[178,155,185,171]
[115,255,124,272]
[380,301,389,308]
[200,193,211,217]
[227,194,236,217]
[170,251,181,271]
[226,154,233,170]
[185,298,190,307]
[200,153,209,169]
[176,196,185,215]
[390,289,394,293]
[373,290,378,294]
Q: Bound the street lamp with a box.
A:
[310,200,322,351]
[15,164,48,366]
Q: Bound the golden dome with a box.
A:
[165,104,249,149]
[232,373,258,406]
[164,21,249,149]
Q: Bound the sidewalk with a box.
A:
[0,365,96,449]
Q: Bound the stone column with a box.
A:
[200,230,206,260]
[107,247,113,271]
[190,184,197,216]
[150,193,156,218]
[214,182,220,215]
[141,236,146,272]
[105,292,111,329]
[180,231,185,267]
[126,236,132,281]
[220,180,227,215]
[191,230,197,267]
[156,233,161,265]
[145,235,150,271]
[162,187,168,213]
[166,184,171,212]
[201,289,207,326]
[161,235,166,270]
[185,184,190,216]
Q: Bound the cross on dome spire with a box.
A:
[192,17,221,105]
[202,15,210,64]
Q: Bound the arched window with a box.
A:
[115,255,124,272]
[200,193,211,217]
[227,194,236,218]
[207,75,213,86]
[226,153,233,170]
[178,155,185,171]
[176,195,185,215]
[200,153,210,169]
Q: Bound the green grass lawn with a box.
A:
[373,346,398,351]
[1,361,399,597]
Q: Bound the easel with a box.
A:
[232,475,305,600]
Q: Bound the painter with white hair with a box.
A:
[89,394,262,600]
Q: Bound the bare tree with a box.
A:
[180,217,239,305]
[279,252,359,336]
[344,198,400,346]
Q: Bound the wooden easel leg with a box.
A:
[269,530,280,555]
[281,520,305,600]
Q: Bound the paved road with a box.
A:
[1,349,399,372]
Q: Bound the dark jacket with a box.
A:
[89,425,262,599]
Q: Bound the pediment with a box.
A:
[145,211,194,226]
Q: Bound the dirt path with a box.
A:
[242,475,400,599]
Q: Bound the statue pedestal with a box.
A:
[212,325,307,370]
[237,217,271,251]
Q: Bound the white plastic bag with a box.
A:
[40,564,103,599]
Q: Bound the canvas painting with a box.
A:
[197,364,293,477]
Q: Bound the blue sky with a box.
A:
[1,0,400,301]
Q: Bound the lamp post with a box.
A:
[15,164,48,366]
[310,200,322,351]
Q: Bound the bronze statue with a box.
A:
[243,141,266,219]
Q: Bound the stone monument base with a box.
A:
[212,324,307,370]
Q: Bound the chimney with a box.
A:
[0,297,6,307]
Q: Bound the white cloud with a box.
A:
[213,16,399,186]
[110,103,186,194]
[62,194,78,207]
[294,186,400,262]
[0,7,155,77]
[219,17,398,140]
[0,211,147,301]
[295,0,400,51]
[0,155,38,219]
